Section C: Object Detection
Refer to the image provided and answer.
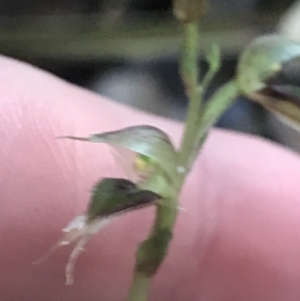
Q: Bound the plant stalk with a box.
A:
[127,6,239,301]
[178,21,202,171]
[127,272,152,301]
[187,80,239,170]
[127,21,200,301]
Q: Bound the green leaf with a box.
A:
[87,178,161,221]
[237,35,300,95]
[60,125,177,180]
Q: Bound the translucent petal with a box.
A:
[59,125,177,180]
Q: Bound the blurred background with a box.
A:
[2,0,300,151]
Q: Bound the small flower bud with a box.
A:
[173,0,208,23]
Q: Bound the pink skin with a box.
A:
[1,56,300,301]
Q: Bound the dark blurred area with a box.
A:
[1,0,300,150]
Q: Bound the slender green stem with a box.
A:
[127,7,238,301]
[127,196,177,300]
[187,80,239,169]
[128,22,201,301]
[178,21,202,170]
[127,83,239,301]
[127,272,151,301]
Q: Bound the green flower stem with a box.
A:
[127,20,201,301]
[129,82,239,301]
[127,272,152,301]
[127,10,239,301]
[187,80,239,169]
[178,21,202,170]
[128,181,177,301]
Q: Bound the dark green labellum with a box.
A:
[266,57,300,87]
[87,178,162,221]
[248,86,300,131]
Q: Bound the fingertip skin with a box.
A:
[1,55,300,301]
